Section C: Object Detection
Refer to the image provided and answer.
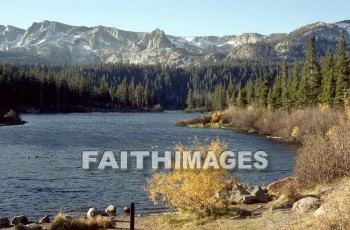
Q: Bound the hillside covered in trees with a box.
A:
[0,33,349,115]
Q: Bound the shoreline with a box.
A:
[18,106,165,114]
[176,117,301,146]
[0,120,27,127]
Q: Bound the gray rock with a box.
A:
[105,205,116,216]
[251,186,269,203]
[22,223,41,229]
[124,207,131,214]
[87,208,108,219]
[228,189,250,204]
[0,217,10,228]
[11,215,29,225]
[292,197,320,213]
[243,195,258,204]
[38,215,50,224]
[319,187,336,198]
[314,205,327,217]
[229,183,270,204]
[266,177,293,195]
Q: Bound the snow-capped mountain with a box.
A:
[0,20,349,66]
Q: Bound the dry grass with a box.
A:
[50,213,114,230]
[178,106,344,144]
[295,120,350,188]
[176,114,213,127]
[221,105,343,142]
[311,181,350,229]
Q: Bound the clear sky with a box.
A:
[1,0,350,36]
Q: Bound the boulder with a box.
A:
[11,215,29,225]
[0,217,10,228]
[251,186,269,203]
[87,208,107,219]
[228,189,250,204]
[124,207,131,214]
[21,223,41,229]
[39,215,50,224]
[319,187,336,198]
[229,183,269,204]
[314,205,327,217]
[242,195,259,204]
[105,205,116,216]
[292,197,320,213]
[266,177,293,195]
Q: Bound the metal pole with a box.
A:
[130,202,135,230]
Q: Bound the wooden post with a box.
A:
[130,202,135,230]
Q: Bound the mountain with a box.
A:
[0,20,349,66]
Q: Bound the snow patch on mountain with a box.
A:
[0,20,349,66]
[336,21,350,35]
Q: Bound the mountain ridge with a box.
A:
[0,20,349,66]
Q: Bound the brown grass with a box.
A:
[50,213,114,230]
[294,120,350,188]
[221,106,343,142]
[311,181,350,229]
[178,106,343,143]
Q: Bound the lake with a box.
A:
[0,112,297,219]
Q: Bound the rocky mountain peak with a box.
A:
[0,20,349,66]
[148,28,172,49]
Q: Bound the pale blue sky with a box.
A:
[1,0,349,36]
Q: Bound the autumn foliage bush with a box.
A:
[221,105,343,142]
[145,139,235,217]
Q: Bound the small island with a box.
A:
[0,108,26,126]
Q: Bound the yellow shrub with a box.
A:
[210,112,221,125]
[146,139,235,217]
[326,126,337,138]
[291,126,300,139]
[318,103,330,111]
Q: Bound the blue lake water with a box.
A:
[0,112,297,219]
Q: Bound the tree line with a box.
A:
[0,33,349,113]
[187,33,350,111]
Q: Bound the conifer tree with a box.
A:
[290,62,300,107]
[245,79,255,105]
[186,88,193,109]
[280,63,291,109]
[334,32,350,108]
[301,36,321,106]
[259,72,270,108]
[226,79,235,106]
[269,76,282,110]
[320,48,336,105]
[237,88,247,108]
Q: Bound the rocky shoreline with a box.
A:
[0,177,346,229]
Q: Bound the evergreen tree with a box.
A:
[186,88,193,109]
[245,79,255,105]
[98,75,109,102]
[320,48,336,105]
[280,63,291,109]
[213,84,225,111]
[237,88,247,108]
[290,62,300,107]
[226,79,235,106]
[301,36,321,106]
[259,72,270,108]
[269,76,282,110]
[334,32,350,108]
